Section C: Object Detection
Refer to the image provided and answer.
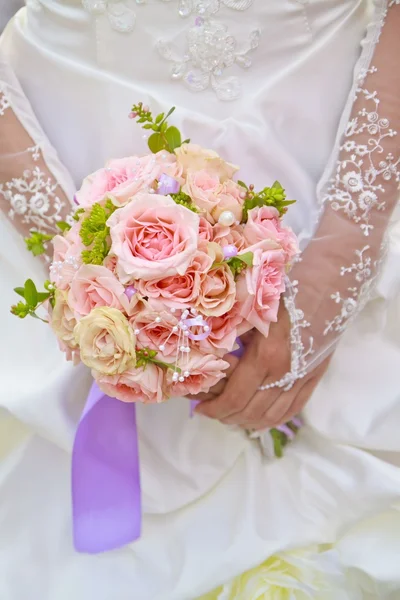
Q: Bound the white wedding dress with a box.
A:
[1,1,400,598]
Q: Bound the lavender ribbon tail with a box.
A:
[72,381,141,553]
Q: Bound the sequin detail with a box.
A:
[157,18,260,101]
[82,0,136,33]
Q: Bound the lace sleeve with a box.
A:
[0,51,76,256]
[276,0,400,390]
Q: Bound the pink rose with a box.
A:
[244,206,298,262]
[76,155,162,208]
[183,169,220,219]
[68,264,134,318]
[95,364,167,404]
[211,180,245,222]
[198,305,244,357]
[175,143,238,181]
[197,262,236,317]
[198,216,213,242]
[50,223,83,290]
[131,308,180,357]
[108,194,200,283]
[155,151,184,180]
[137,250,212,309]
[212,223,247,251]
[237,248,286,337]
[167,351,229,396]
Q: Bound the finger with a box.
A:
[244,379,303,430]
[251,377,315,431]
[195,342,266,420]
[220,392,271,426]
[188,392,216,403]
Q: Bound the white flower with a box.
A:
[10,193,27,215]
[358,190,377,211]
[342,171,364,193]
[354,144,369,157]
[342,141,356,152]
[199,546,361,600]
[29,192,50,215]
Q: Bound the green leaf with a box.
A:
[73,208,85,221]
[10,301,30,319]
[165,126,181,151]
[148,132,166,154]
[182,138,191,145]
[271,429,283,458]
[238,252,253,267]
[25,231,54,256]
[143,123,154,130]
[272,180,283,190]
[237,180,248,190]
[164,106,176,120]
[14,287,26,299]
[37,292,51,302]
[155,112,164,124]
[24,279,38,307]
[56,221,72,233]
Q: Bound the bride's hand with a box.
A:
[194,306,331,429]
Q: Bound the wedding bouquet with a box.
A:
[12,103,300,464]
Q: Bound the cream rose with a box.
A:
[197,260,236,317]
[175,143,238,181]
[51,289,79,357]
[74,306,136,375]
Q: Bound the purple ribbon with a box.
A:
[72,381,141,553]
[72,338,245,553]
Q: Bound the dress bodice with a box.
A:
[25,0,368,106]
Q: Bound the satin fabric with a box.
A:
[1,1,400,598]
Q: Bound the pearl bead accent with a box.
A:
[218,210,236,227]
[155,316,162,323]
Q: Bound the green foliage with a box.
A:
[80,199,117,265]
[25,230,54,257]
[270,428,289,459]
[241,180,296,222]
[56,221,72,233]
[170,191,199,213]
[73,208,85,222]
[226,252,253,277]
[11,279,55,322]
[136,347,178,372]
[131,102,187,154]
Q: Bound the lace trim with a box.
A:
[279,0,400,387]
[0,91,68,234]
